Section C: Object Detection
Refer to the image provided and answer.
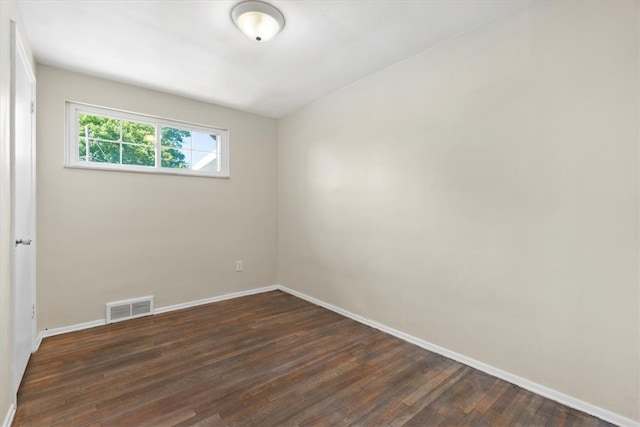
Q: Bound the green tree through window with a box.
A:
[68,102,229,177]
[161,127,190,169]
[78,114,188,168]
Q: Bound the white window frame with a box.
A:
[65,102,229,178]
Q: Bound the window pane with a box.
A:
[191,151,218,172]
[160,126,219,172]
[161,126,191,149]
[79,114,121,141]
[122,121,155,145]
[123,144,155,166]
[88,140,120,164]
[192,132,217,152]
[161,148,189,169]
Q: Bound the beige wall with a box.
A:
[36,65,278,330]
[637,3,640,421]
[278,1,640,421]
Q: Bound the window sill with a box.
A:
[64,162,230,179]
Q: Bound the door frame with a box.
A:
[10,19,37,392]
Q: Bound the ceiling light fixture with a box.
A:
[231,1,285,42]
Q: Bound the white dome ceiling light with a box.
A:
[231,1,285,42]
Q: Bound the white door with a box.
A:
[11,21,36,394]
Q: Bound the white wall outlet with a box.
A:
[236,260,243,272]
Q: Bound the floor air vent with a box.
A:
[106,296,154,323]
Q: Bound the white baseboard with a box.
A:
[275,285,640,427]
[154,285,279,315]
[35,285,280,350]
[2,402,15,427]
[35,319,105,351]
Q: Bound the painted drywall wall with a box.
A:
[278,1,640,421]
[637,3,640,422]
[0,1,35,422]
[36,65,278,330]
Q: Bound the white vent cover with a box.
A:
[106,296,154,323]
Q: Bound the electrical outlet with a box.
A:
[236,260,243,272]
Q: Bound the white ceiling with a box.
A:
[18,0,525,118]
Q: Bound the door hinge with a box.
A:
[30,101,35,114]
[32,304,35,319]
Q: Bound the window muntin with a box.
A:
[66,103,229,177]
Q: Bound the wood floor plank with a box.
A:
[13,291,614,426]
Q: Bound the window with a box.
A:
[65,102,229,178]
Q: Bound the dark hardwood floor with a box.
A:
[14,290,612,426]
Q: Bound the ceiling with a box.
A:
[18,0,525,118]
